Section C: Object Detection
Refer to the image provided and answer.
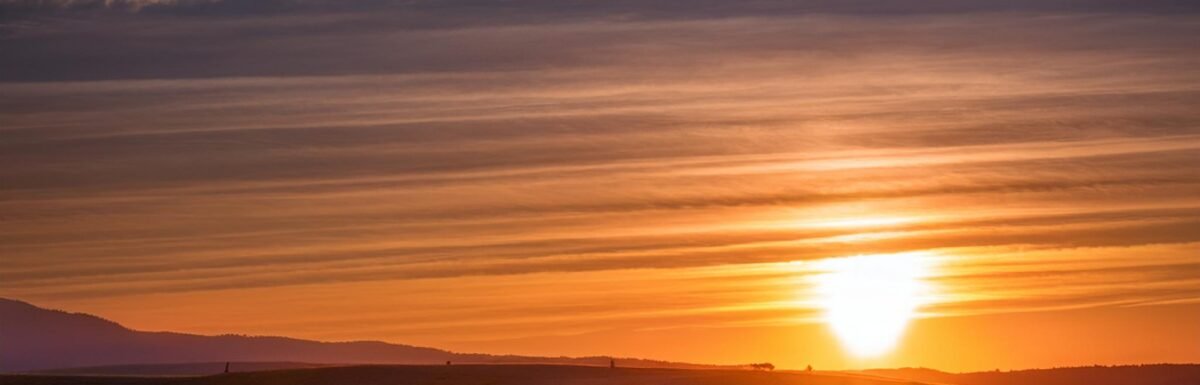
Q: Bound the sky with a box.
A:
[2,0,1200,372]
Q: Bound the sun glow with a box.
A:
[811,252,935,357]
[812,216,915,229]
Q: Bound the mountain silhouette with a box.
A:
[0,298,720,373]
[4,365,917,385]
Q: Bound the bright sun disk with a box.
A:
[810,252,935,357]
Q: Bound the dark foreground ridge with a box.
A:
[1,365,913,385]
[9,364,1200,385]
[864,364,1200,385]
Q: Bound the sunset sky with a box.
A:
[2,0,1200,373]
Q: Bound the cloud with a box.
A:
[3,1,1200,80]
[1,1,1199,361]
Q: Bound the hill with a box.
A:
[864,364,1200,385]
[1,365,919,385]
[0,298,724,373]
[33,362,335,376]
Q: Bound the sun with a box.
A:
[810,252,935,357]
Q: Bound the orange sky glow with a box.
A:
[2,8,1200,372]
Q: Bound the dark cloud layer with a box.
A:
[7,0,1200,18]
[3,0,1200,81]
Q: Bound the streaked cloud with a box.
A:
[1,0,1198,371]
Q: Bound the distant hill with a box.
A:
[864,364,1200,385]
[0,298,725,373]
[35,362,335,376]
[2,364,921,385]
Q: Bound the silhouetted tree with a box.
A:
[806,365,813,372]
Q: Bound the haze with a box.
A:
[2,0,1199,373]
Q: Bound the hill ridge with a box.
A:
[0,297,725,373]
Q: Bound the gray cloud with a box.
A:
[3,1,1200,81]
